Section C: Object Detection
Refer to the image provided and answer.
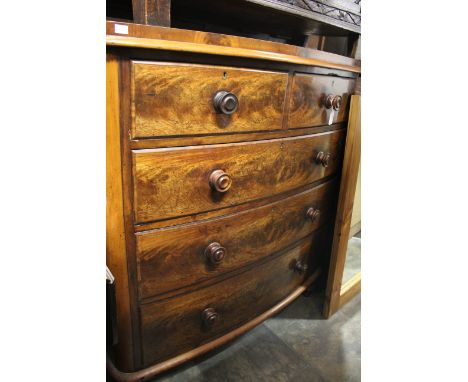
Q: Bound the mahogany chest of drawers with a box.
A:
[106,21,360,380]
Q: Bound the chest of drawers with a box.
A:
[106,21,360,380]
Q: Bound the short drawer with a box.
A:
[288,74,355,128]
[136,178,338,299]
[131,61,288,138]
[133,129,346,224]
[139,235,321,366]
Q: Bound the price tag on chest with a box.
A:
[328,109,335,125]
[324,94,342,125]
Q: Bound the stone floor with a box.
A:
[147,292,361,382]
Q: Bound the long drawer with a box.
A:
[288,74,355,128]
[131,61,288,138]
[139,235,321,366]
[136,178,338,299]
[133,129,346,224]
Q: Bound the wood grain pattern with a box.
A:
[106,23,361,73]
[134,178,336,233]
[108,34,361,73]
[107,269,321,382]
[106,21,361,72]
[130,123,345,150]
[132,62,288,138]
[132,0,171,26]
[323,95,360,318]
[107,23,358,375]
[133,130,346,224]
[120,59,149,368]
[288,74,355,128]
[136,178,338,299]
[106,54,134,371]
[139,235,321,366]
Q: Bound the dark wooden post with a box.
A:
[132,0,171,26]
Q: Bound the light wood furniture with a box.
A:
[349,163,361,238]
[107,20,360,381]
[323,94,361,317]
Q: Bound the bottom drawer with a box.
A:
[139,232,324,366]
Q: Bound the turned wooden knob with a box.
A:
[294,260,308,274]
[306,207,320,221]
[324,94,342,110]
[315,152,331,168]
[213,91,239,115]
[205,242,226,264]
[201,308,219,328]
[209,169,232,193]
[332,95,342,110]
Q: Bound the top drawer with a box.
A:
[288,74,355,128]
[131,62,288,138]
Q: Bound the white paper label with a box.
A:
[114,24,129,35]
[328,109,335,125]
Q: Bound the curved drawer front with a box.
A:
[288,74,355,128]
[139,236,320,367]
[132,61,288,138]
[136,178,338,299]
[133,129,346,224]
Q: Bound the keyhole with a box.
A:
[223,72,228,80]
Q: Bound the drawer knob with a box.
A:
[324,94,342,110]
[202,308,219,328]
[205,242,227,264]
[333,95,343,110]
[209,169,232,193]
[306,207,321,221]
[315,152,331,168]
[294,260,308,274]
[213,91,239,115]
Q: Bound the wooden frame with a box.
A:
[106,21,361,74]
[323,95,361,318]
[339,272,361,308]
[106,54,135,370]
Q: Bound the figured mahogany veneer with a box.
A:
[132,129,345,224]
[136,178,338,299]
[288,74,355,128]
[106,21,359,379]
[139,235,321,367]
[132,62,288,138]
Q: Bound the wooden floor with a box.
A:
[115,292,361,382]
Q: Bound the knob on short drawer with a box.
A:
[324,94,343,110]
[315,152,331,168]
[306,207,320,221]
[332,95,343,110]
[209,169,232,193]
[294,260,308,274]
[202,307,219,328]
[213,91,239,115]
[205,242,227,264]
